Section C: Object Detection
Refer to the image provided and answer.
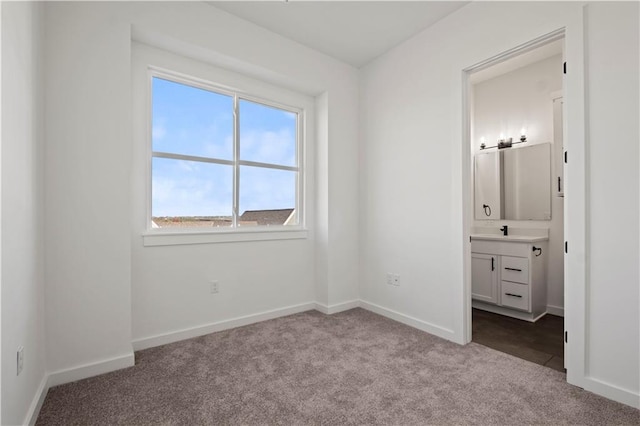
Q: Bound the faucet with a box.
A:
[500,225,508,236]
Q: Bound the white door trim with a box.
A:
[460,19,587,392]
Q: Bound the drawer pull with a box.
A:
[504,267,522,272]
[505,293,523,298]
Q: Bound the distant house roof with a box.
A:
[239,208,295,226]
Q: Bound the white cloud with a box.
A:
[240,128,296,166]
[152,163,233,217]
[152,123,167,141]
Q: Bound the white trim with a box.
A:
[132,302,316,351]
[142,229,308,246]
[563,6,587,391]
[23,375,48,426]
[546,304,565,317]
[461,18,588,393]
[472,301,548,323]
[139,48,308,236]
[314,300,360,315]
[359,300,456,342]
[47,353,135,388]
[583,377,640,409]
[461,29,567,347]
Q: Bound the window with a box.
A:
[149,71,302,232]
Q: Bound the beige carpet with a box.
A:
[37,308,639,425]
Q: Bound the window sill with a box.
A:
[142,228,308,247]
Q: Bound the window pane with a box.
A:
[239,99,297,167]
[152,157,233,228]
[239,166,297,226]
[152,77,233,160]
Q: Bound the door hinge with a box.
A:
[565,331,568,343]
[565,241,568,253]
[564,151,567,164]
[563,62,567,74]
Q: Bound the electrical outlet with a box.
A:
[17,346,24,376]
[209,280,219,294]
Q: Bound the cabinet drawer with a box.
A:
[501,256,529,284]
[501,281,529,311]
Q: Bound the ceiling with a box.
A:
[208,1,469,68]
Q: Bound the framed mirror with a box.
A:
[474,143,551,220]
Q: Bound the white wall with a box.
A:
[1,2,46,424]
[472,55,565,314]
[584,1,639,402]
[360,1,638,407]
[44,2,135,378]
[44,0,359,375]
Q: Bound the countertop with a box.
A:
[470,233,549,243]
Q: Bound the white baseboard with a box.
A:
[26,353,135,424]
[314,299,360,315]
[24,374,49,426]
[47,352,135,388]
[132,302,316,351]
[473,300,546,322]
[359,300,456,342]
[584,376,640,409]
[546,304,565,317]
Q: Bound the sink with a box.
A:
[470,233,549,243]
[470,227,549,243]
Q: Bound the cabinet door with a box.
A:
[471,253,498,304]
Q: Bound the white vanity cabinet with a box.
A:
[471,253,498,304]
[471,237,548,322]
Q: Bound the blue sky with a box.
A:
[151,77,297,217]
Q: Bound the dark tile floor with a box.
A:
[472,308,565,372]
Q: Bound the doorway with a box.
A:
[463,32,567,372]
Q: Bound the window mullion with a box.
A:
[232,95,240,228]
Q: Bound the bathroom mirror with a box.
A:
[474,143,551,220]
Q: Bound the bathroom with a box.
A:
[468,38,565,371]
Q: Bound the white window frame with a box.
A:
[133,43,311,246]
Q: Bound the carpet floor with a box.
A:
[36,308,639,425]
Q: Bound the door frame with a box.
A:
[460,23,587,392]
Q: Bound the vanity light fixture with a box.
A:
[497,136,513,149]
[480,130,529,150]
[520,128,527,142]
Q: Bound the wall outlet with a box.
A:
[386,273,400,286]
[17,346,24,376]
[209,280,219,294]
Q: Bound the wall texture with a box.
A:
[43,0,359,379]
[360,1,638,407]
[1,2,46,424]
[584,1,639,402]
[4,1,638,421]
